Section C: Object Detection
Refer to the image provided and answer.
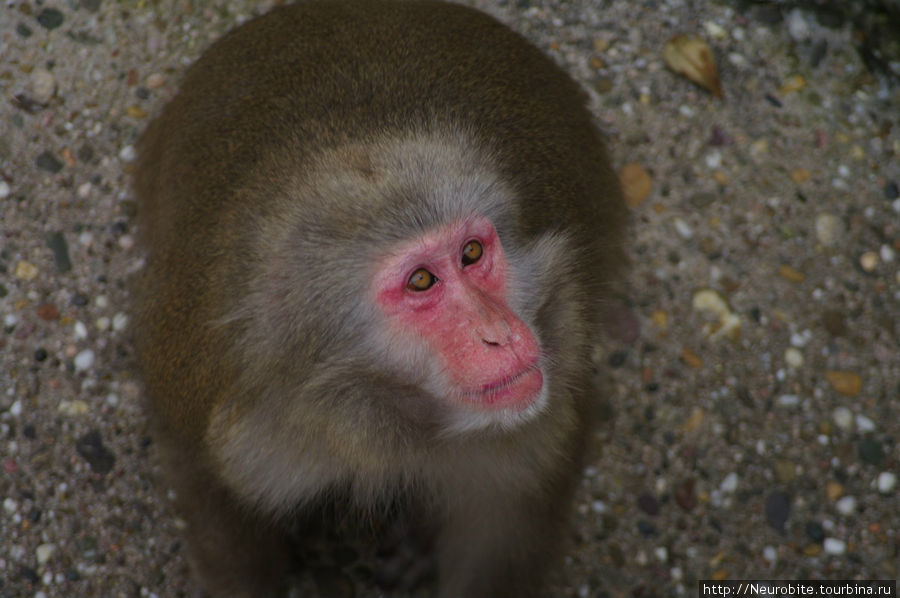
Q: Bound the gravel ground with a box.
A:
[1,1,898,597]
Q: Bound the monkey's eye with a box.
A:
[406,268,437,291]
[461,240,483,266]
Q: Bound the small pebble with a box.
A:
[855,414,875,433]
[825,482,844,501]
[36,151,64,173]
[805,521,825,543]
[119,144,137,163]
[815,213,841,246]
[75,430,116,474]
[859,251,879,272]
[784,347,803,368]
[74,349,95,371]
[883,181,898,200]
[0,180,9,199]
[36,8,65,30]
[858,438,884,466]
[720,472,739,493]
[74,321,89,340]
[880,244,895,263]
[637,493,660,516]
[877,472,896,494]
[778,264,805,282]
[15,260,39,281]
[674,479,697,511]
[36,544,56,565]
[112,313,129,332]
[763,545,778,565]
[825,370,861,397]
[778,394,799,407]
[146,72,166,88]
[765,491,790,532]
[673,217,693,239]
[46,231,73,272]
[29,68,56,105]
[823,537,846,555]
[832,406,853,430]
[58,400,90,416]
[835,496,856,515]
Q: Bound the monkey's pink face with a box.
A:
[373,217,543,411]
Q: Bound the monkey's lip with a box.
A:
[464,364,544,409]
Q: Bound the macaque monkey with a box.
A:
[132,0,626,596]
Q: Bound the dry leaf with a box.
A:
[619,162,652,207]
[663,34,723,98]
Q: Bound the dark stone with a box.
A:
[36,8,65,30]
[20,566,40,584]
[608,350,627,368]
[811,40,828,67]
[858,438,884,466]
[34,348,48,362]
[822,310,847,337]
[637,493,660,516]
[82,0,102,12]
[765,491,790,533]
[636,520,657,537]
[135,86,150,100]
[75,430,116,474]
[77,143,95,163]
[884,181,898,200]
[674,479,697,511]
[764,93,783,108]
[26,507,42,523]
[46,231,72,272]
[16,22,33,37]
[36,151,63,173]
[752,5,783,24]
[23,424,36,439]
[806,521,825,543]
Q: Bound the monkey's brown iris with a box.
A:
[407,268,437,291]
[462,240,483,266]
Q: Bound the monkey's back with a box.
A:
[134,0,625,442]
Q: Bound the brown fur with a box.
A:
[132,1,626,597]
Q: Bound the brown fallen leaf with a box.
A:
[619,162,652,207]
[663,34,724,98]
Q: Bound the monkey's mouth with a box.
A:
[464,364,544,410]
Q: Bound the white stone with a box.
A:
[119,144,137,162]
[720,472,739,493]
[815,213,841,246]
[0,181,10,199]
[36,543,56,565]
[784,347,804,369]
[763,545,777,565]
[823,537,846,555]
[832,407,853,430]
[778,394,799,407]
[673,218,694,239]
[74,349,95,371]
[877,471,896,494]
[113,313,129,332]
[835,495,856,515]
[855,414,875,433]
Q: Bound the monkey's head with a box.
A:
[226,128,579,440]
